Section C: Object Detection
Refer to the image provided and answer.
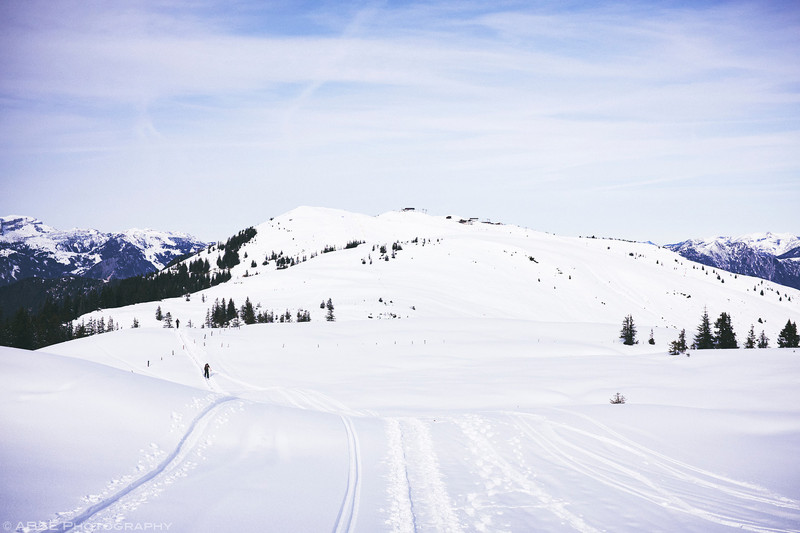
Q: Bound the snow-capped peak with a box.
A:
[0,215,55,241]
[665,231,800,291]
[732,232,800,256]
[0,215,207,284]
[671,232,800,257]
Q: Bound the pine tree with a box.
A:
[212,298,226,327]
[163,312,173,328]
[777,320,799,348]
[758,330,770,349]
[693,307,714,349]
[620,314,636,345]
[326,298,335,322]
[648,329,655,345]
[132,317,140,328]
[242,297,256,325]
[156,305,163,321]
[713,312,738,349]
[668,329,687,355]
[226,299,237,323]
[744,325,756,349]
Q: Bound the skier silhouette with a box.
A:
[204,363,210,379]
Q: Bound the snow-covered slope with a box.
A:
[3,207,800,532]
[0,215,206,285]
[74,206,799,340]
[667,232,800,291]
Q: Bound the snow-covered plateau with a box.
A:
[2,206,799,532]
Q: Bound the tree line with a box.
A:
[203,296,332,328]
[620,310,799,354]
[0,227,257,350]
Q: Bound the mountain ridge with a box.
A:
[0,215,207,286]
[666,232,800,291]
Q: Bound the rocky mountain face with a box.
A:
[666,233,800,290]
[0,215,207,287]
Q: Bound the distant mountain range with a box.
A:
[666,233,800,291]
[2,213,798,315]
[0,215,207,287]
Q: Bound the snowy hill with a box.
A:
[2,207,800,532]
[0,215,207,285]
[667,232,800,291]
[71,206,799,339]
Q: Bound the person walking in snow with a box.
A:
[204,363,210,379]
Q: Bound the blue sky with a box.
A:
[1,0,798,244]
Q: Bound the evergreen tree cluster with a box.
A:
[686,308,797,351]
[0,276,103,318]
[204,296,312,328]
[0,231,242,349]
[265,250,311,270]
[668,329,688,355]
[0,302,70,350]
[214,227,257,269]
[0,303,128,351]
[626,308,796,355]
[692,308,739,349]
[206,298,240,328]
[275,253,299,270]
[73,315,122,337]
[743,325,771,349]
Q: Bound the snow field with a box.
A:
[4,317,795,532]
[3,208,800,532]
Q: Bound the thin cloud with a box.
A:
[0,1,797,242]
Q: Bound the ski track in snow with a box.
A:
[181,330,370,417]
[30,329,799,532]
[39,395,238,533]
[333,414,362,533]
[385,417,464,533]
[182,329,365,533]
[509,412,800,533]
[178,330,223,394]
